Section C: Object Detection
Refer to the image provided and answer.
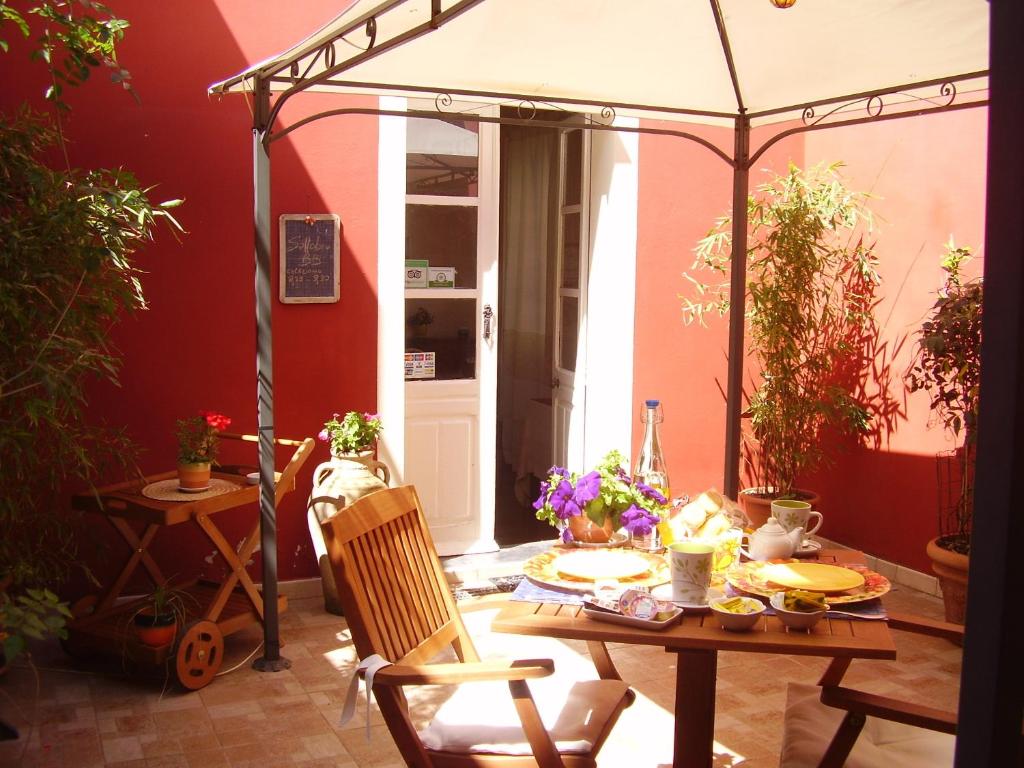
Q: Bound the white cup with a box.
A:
[668,541,715,605]
[771,499,822,536]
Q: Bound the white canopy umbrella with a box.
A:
[211,0,988,126]
[208,9,1012,755]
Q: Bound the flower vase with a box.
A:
[308,450,391,615]
[177,462,212,490]
[566,514,614,544]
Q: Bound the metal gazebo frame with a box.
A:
[211,2,1023,763]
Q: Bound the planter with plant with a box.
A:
[906,240,981,624]
[0,2,183,670]
[307,411,389,614]
[684,163,880,526]
[131,581,191,648]
[533,450,670,544]
[175,410,231,491]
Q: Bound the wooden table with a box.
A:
[491,550,897,768]
[65,434,313,689]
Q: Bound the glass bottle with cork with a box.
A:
[632,399,670,551]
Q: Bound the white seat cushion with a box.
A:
[418,677,629,756]
[780,683,955,768]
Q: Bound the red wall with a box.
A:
[1,0,380,588]
[635,110,987,572]
[2,2,988,584]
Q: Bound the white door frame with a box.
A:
[377,97,499,555]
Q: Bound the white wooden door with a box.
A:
[381,102,499,556]
[551,127,590,472]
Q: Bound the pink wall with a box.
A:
[1,0,380,589]
[635,109,987,572]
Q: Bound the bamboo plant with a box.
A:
[683,162,881,498]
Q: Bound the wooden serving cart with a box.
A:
[64,434,314,690]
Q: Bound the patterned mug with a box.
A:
[771,499,822,536]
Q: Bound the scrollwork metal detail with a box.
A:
[324,41,336,69]
[599,105,617,124]
[434,92,454,112]
[516,100,537,121]
[940,81,956,106]
[365,17,377,48]
[799,81,966,130]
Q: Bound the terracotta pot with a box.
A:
[739,487,820,529]
[177,462,212,490]
[926,536,969,625]
[134,611,177,648]
[567,514,615,544]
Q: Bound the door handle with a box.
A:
[482,304,494,341]
[552,376,560,388]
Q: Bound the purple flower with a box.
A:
[635,481,668,505]
[561,526,574,544]
[620,505,661,536]
[573,471,601,506]
[317,429,329,442]
[532,479,551,511]
[548,479,583,520]
[547,465,569,479]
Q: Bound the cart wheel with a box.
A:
[174,620,224,690]
[70,594,98,618]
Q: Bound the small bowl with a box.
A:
[709,596,766,631]
[770,592,827,631]
[245,472,260,485]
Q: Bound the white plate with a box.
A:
[582,604,683,630]
[177,485,211,493]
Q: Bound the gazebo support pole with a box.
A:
[251,76,289,672]
[723,115,749,499]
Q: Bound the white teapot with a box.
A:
[740,517,803,561]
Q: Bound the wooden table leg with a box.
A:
[93,520,164,616]
[194,512,265,622]
[673,648,718,768]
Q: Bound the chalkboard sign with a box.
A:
[279,214,340,303]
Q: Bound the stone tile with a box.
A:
[183,749,230,768]
[101,735,144,763]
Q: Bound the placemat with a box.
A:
[511,578,588,605]
[141,478,243,501]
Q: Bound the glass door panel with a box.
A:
[406,118,479,196]
[405,204,478,288]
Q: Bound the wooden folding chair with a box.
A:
[320,485,633,768]
[781,613,967,767]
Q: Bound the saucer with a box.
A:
[178,484,211,493]
[651,584,725,612]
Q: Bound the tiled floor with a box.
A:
[0,581,960,767]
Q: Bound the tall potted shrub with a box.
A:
[0,4,181,629]
[684,163,880,525]
[906,240,981,624]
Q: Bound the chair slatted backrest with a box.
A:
[320,485,478,664]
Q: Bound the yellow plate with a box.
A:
[554,550,653,581]
[760,563,865,593]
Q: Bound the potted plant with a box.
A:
[906,240,981,624]
[407,306,434,338]
[684,163,880,525]
[308,412,389,614]
[533,450,670,544]
[132,581,191,648]
[175,410,231,491]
